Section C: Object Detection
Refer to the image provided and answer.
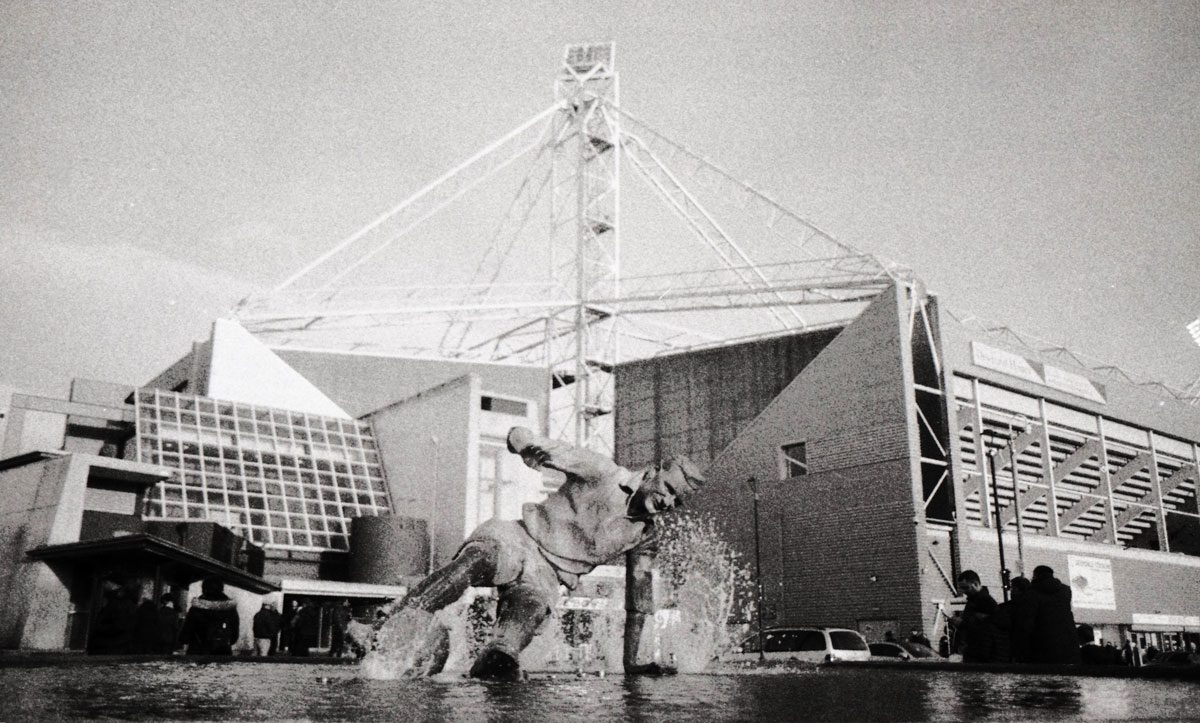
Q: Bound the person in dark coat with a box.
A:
[1121,640,1134,666]
[330,599,352,658]
[997,576,1037,663]
[280,600,297,654]
[87,582,139,654]
[1027,565,1081,664]
[1077,624,1121,665]
[179,576,240,655]
[253,601,282,656]
[290,600,320,656]
[953,570,1004,663]
[908,629,932,649]
[156,594,181,654]
[1143,642,1159,662]
[132,594,160,653]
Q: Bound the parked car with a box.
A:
[728,627,871,664]
[1145,650,1200,668]
[869,642,912,660]
[868,641,941,661]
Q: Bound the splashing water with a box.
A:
[360,597,470,680]
[652,512,755,672]
[361,512,752,678]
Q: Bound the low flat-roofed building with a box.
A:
[0,318,618,654]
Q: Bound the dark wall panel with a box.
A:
[614,327,844,470]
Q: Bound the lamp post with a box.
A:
[1007,425,1026,579]
[747,476,765,662]
[984,435,1011,602]
[428,434,440,575]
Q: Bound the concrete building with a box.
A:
[622,283,1200,650]
[0,318,569,652]
[0,382,275,652]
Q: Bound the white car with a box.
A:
[727,627,872,664]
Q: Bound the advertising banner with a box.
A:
[1067,555,1116,610]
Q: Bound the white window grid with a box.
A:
[135,388,391,551]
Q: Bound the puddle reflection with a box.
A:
[0,662,1195,721]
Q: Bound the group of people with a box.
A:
[951,565,1083,664]
[251,597,356,657]
[88,576,360,657]
[88,576,235,655]
[87,583,181,655]
[1122,635,1199,666]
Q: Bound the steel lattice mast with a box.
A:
[550,43,621,448]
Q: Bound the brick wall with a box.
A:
[690,285,926,634]
[614,327,843,470]
[759,459,922,630]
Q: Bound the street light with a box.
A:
[984,447,1010,602]
[982,428,1021,602]
[1007,419,1029,579]
[428,433,440,575]
[746,476,765,662]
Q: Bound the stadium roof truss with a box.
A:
[235,43,906,447]
[235,43,1198,449]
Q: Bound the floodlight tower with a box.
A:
[1186,317,1200,405]
[548,43,621,449]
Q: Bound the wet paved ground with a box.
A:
[2,660,1198,721]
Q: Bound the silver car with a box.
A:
[728,627,871,664]
[868,641,942,661]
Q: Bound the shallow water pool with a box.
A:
[2,661,1197,721]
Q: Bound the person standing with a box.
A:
[1027,565,1081,664]
[87,581,138,655]
[179,577,240,656]
[291,600,320,656]
[132,593,160,654]
[907,629,932,649]
[952,570,1004,663]
[1120,640,1134,666]
[997,576,1036,663]
[253,601,282,656]
[1144,641,1159,663]
[280,600,297,654]
[1077,624,1122,665]
[330,599,352,658]
[156,594,181,654]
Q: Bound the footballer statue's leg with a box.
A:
[623,545,674,675]
[369,544,496,676]
[376,544,495,621]
[469,582,555,681]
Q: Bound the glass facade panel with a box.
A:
[135,388,392,551]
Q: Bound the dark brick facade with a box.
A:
[614,327,843,471]
[685,286,927,633]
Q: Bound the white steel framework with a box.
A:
[234,43,903,450]
[234,43,1195,450]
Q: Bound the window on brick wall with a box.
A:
[779,442,807,479]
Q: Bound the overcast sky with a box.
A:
[1,1,1197,398]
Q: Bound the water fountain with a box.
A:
[5,507,1191,719]
[360,512,752,679]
